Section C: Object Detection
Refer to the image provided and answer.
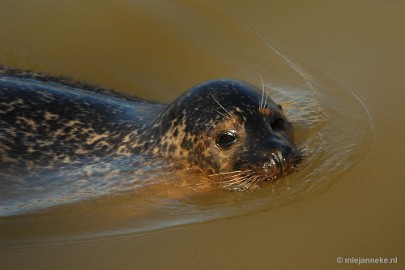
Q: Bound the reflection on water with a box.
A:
[0,156,175,216]
[0,0,374,245]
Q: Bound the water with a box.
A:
[0,0,403,269]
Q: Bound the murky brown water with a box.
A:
[0,0,404,269]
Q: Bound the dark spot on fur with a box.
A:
[173,128,179,138]
[168,144,176,153]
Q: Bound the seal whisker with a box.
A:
[222,177,251,190]
[263,88,268,111]
[237,173,264,191]
[214,109,230,120]
[241,174,258,190]
[211,94,236,119]
[259,74,265,110]
[214,174,248,185]
[214,170,254,181]
[208,170,244,177]
[210,170,255,190]
[219,171,259,191]
[250,176,263,189]
[258,75,269,115]
[220,174,250,184]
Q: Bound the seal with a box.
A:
[0,65,300,192]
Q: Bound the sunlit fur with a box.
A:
[141,79,301,191]
[0,66,300,191]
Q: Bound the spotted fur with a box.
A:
[0,66,300,191]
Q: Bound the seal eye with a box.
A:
[216,131,237,148]
[271,118,285,130]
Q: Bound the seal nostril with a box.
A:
[270,118,285,130]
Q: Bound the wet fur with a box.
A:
[0,66,300,192]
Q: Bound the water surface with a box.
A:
[0,0,403,269]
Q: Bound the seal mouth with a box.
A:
[262,150,299,181]
[262,151,285,181]
[208,149,301,191]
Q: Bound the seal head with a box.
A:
[142,79,299,190]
